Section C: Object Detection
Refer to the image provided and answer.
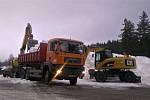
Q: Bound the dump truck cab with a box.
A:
[46,38,85,65]
[43,38,85,85]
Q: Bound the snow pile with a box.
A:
[10,78,34,84]
[135,56,150,86]
[0,75,5,79]
[29,44,40,53]
[1,66,11,70]
[28,40,48,53]
[113,53,124,57]
[84,52,95,79]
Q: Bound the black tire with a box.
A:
[124,71,136,82]
[3,74,6,77]
[15,72,20,78]
[95,71,107,82]
[20,69,26,79]
[69,78,77,85]
[119,71,125,82]
[25,70,30,80]
[44,70,53,84]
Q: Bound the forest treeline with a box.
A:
[90,11,150,57]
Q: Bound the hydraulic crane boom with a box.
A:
[20,23,33,54]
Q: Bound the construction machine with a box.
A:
[20,23,38,54]
[86,47,141,83]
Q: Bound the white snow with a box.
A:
[1,66,11,70]
[53,79,142,90]
[28,44,40,52]
[135,56,150,86]
[0,75,34,85]
[9,78,35,84]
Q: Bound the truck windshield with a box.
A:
[50,40,84,54]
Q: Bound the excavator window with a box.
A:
[96,53,101,61]
[95,49,113,66]
[95,52,101,66]
[105,50,113,58]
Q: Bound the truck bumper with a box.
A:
[57,67,84,80]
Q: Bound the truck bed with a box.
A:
[18,43,47,64]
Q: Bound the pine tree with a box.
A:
[119,18,138,55]
[137,11,150,56]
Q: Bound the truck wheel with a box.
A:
[44,70,52,84]
[3,74,6,77]
[119,71,125,82]
[124,71,136,82]
[15,72,19,78]
[20,69,26,79]
[95,71,107,82]
[25,71,30,80]
[69,78,77,85]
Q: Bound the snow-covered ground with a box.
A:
[0,75,35,84]
[10,78,35,84]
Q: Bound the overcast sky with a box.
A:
[0,0,150,60]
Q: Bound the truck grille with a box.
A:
[64,57,81,64]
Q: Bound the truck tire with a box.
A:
[69,78,77,85]
[95,71,107,82]
[44,70,53,84]
[3,74,6,77]
[124,71,136,82]
[25,70,30,80]
[119,71,125,82]
[20,70,26,79]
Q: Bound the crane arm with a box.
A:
[20,23,33,54]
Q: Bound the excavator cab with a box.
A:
[95,49,113,66]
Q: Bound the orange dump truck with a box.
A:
[18,38,85,85]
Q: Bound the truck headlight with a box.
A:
[56,69,62,74]
[82,71,85,74]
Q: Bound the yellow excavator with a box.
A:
[20,23,38,54]
[86,47,141,83]
[10,23,38,78]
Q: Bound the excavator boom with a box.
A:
[20,23,33,54]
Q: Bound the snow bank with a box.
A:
[83,52,95,79]
[53,79,142,90]
[135,56,150,86]
[10,78,34,84]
